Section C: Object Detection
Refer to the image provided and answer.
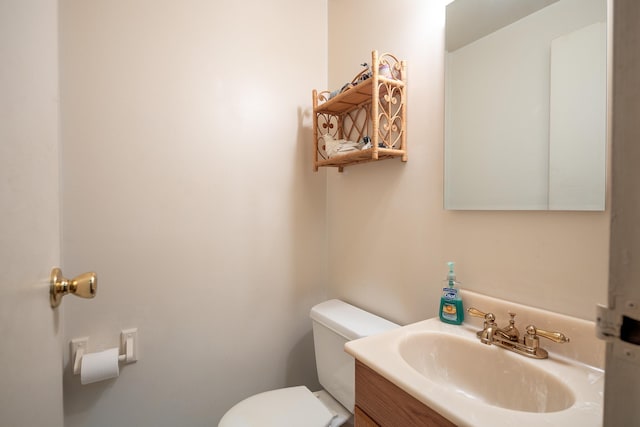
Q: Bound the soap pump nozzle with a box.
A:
[447,261,459,287]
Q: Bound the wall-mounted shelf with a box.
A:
[312,50,407,172]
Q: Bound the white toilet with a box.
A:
[218,299,399,427]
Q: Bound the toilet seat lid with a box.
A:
[218,386,335,427]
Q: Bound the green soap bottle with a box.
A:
[439,261,464,325]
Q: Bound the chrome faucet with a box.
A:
[467,307,570,359]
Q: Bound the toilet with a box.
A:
[218,299,399,427]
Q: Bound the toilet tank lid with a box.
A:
[310,299,399,340]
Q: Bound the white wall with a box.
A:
[0,1,64,426]
[59,1,328,425]
[327,0,609,324]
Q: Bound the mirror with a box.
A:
[444,0,607,210]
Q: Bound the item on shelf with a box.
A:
[322,133,359,158]
[328,82,353,100]
[361,136,372,150]
[358,62,372,83]
[379,63,393,79]
[321,134,373,158]
[328,62,372,100]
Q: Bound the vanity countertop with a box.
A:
[345,290,604,427]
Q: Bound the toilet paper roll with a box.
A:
[80,347,120,385]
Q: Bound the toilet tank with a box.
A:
[309,300,399,412]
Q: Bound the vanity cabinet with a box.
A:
[354,406,379,427]
[312,50,407,172]
[354,360,456,427]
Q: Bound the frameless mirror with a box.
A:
[444,0,607,210]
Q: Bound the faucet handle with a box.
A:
[467,307,494,321]
[525,325,570,343]
[467,307,496,333]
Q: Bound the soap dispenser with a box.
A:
[439,261,464,325]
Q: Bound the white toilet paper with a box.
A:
[80,347,120,385]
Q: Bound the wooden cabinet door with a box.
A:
[355,360,457,427]
[355,405,380,427]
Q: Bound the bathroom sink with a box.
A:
[345,296,604,427]
[398,331,574,413]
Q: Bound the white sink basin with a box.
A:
[345,317,604,427]
[398,331,575,413]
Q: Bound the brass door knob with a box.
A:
[50,267,98,308]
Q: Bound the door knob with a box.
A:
[50,267,97,308]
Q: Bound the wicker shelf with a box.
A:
[312,50,407,172]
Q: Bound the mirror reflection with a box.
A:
[444,0,607,210]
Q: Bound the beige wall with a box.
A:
[326,0,609,325]
[0,1,64,426]
[59,1,327,425]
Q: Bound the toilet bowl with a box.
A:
[218,299,399,427]
[218,386,347,427]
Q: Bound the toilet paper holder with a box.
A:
[71,329,138,375]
